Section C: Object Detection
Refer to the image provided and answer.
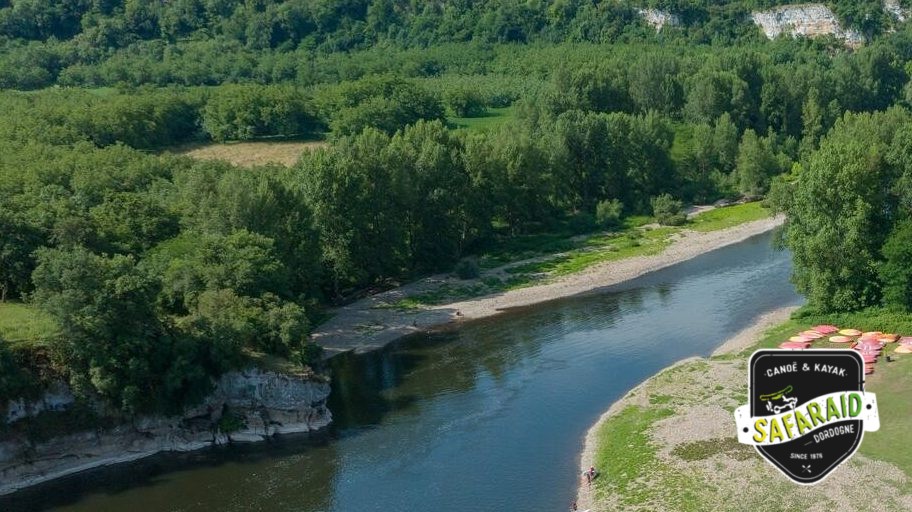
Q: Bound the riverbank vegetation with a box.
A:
[4,0,912,419]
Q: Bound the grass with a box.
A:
[505,228,674,277]
[688,202,771,232]
[734,306,912,475]
[172,139,328,167]
[386,204,770,310]
[448,106,515,132]
[0,302,59,345]
[593,405,675,505]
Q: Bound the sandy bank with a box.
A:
[312,215,785,356]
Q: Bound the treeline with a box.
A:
[0,0,907,90]
[5,10,912,415]
[0,75,446,148]
[776,107,912,313]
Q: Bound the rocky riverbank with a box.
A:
[313,215,785,356]
[0,368,331,496]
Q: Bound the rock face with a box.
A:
[0,369,332,495]
[751,4,865,47]
[5,381,75,424]
[638,8,680,32]
[885,0,909,23]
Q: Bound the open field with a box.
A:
[448,106,516,132]
[0,302,58,345]
[173,140,328,167]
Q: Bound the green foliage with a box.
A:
[444,87,487,118]
[201,85,322,142]
[323,75,444,136]
[651,194,686,226]
[783,109,911,312]
[735,129,790,198]
[217,409,245,433]
[595,199,624,229]
[2,0,912,418]
[0,340,40,405]
[31,246,212,414]
[880,219,912,310]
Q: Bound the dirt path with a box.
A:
[311,216,784,357]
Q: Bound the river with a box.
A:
[4,230,802,512]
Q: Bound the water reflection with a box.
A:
[3,231,802,512]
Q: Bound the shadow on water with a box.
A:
[2,430,340,512]
[1,230,802,512]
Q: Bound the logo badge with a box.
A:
[734,350,880,484]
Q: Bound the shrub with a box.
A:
[444,87,487,117]
[454,257,481,279]
[595,199,624,228]
[651,194,687,226]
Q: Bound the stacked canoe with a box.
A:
[777,325,909,375]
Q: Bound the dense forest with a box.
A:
[3,0,912,419]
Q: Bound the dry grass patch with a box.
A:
[175,140,328,167]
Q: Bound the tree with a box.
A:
[31,247,211,413]
[298,128,405,294]
[783,111,907,311]
[0,208,41,302]
[444,87,486,117]
[202,84,321,142]
[734,129,791,199]
[595,199,623,228]
[651,194,686,226]
[880,219,912,310]
[325,75,444,136]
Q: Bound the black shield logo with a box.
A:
[735,349,879,484]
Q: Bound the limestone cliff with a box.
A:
[638,9,680,32]
[0,369,331,495]
[751,4,864,46]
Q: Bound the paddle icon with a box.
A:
[759,385,797,414]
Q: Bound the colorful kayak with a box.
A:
[879,334,898,343]
[895,345,912,354]
[789,335,815,343]
[813,325,839,334]
[839,329,862,336]
[900,337,912,345]
[800,330,825,339]
[829,335,853,343]
[780,341,810,349]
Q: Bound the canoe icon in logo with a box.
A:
[734,350,880,484]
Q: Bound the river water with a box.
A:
[5,230,802,512]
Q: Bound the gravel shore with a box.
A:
[574,306,912,511]
[312,215,785,356]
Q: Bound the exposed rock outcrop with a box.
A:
[751,4,865,47]
[0,369,331,495]
[885,0,909,23]
[5,381,74,425]
[638,8,680,32]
